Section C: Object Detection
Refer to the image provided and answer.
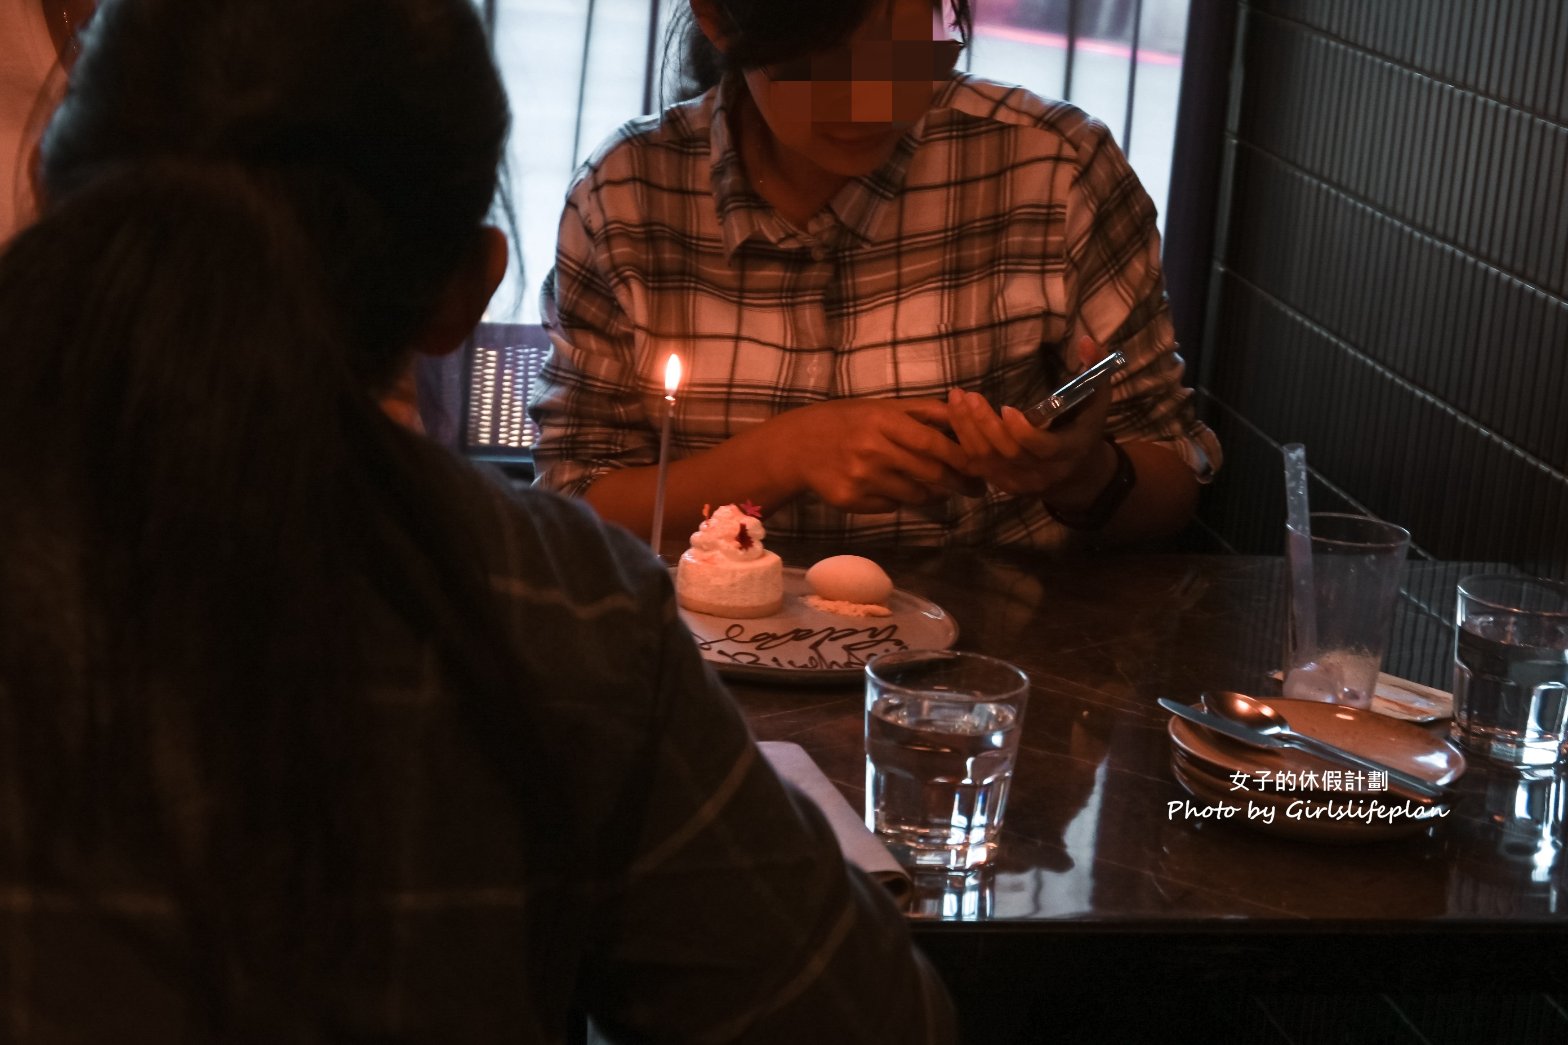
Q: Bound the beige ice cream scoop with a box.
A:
[806,555,894,606]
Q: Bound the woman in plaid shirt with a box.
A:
[534,0,1221,549]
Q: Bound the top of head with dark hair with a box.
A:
[665,0,973,104]
[41,0,511,391]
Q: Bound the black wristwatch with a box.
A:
[1043,437,1136,531]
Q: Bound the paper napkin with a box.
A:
[759,741,912,906]
[1269,670,1454,721]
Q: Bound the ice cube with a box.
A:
[1283,660,1343,703]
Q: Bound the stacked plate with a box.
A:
[1166,698,1466,843]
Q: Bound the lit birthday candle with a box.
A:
[649,352,682,555]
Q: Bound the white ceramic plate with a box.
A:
[675,567,958,684]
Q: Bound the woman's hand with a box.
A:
[763,397,976,514]
[582,394,981,543]
[946,336,1117,502]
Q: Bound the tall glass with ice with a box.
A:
[1452,575,1568,770]
[864,650,1029,870]
[1284,512,1410,708]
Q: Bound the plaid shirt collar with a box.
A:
[707,74,962,259]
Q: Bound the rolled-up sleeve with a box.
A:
[530,184,656,498]
[1063,116,1222,482]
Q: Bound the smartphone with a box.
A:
[1021,351,1127,429]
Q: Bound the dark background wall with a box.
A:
[1186,0,1567,586]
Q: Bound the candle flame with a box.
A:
[663,353,683,397]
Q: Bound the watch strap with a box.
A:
[1043,437,1136,531]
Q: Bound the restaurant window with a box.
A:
[485,0,1193,325]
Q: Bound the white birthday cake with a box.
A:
[676,502,783,618]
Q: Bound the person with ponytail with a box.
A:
[532,0,1222,549]
[0,0,955,1040]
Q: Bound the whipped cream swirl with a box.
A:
[687,504,768,563]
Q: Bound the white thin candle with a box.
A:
[649,353,682,555]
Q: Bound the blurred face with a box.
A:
[741,0,960,177]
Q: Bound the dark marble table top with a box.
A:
[725,546,1568,989]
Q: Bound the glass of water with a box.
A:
[1452,575,1568,770]
[864,650,1030,871]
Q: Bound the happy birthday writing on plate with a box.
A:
[693,623,907,670]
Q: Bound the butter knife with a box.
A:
[1157,698,1446,801]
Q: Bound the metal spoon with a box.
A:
[1202,691,1447,801]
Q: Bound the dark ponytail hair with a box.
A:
[1,0,550,1033]
[666,0,975,103]
[0,160,376,1031]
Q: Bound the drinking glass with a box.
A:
[1447,770,1564,915]
[907,867,996,920]
[1451,575,1568,770]
[864,650,1029,870]
[1284,512,1410,708]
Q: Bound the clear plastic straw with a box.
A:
[1282,443,1316,659]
